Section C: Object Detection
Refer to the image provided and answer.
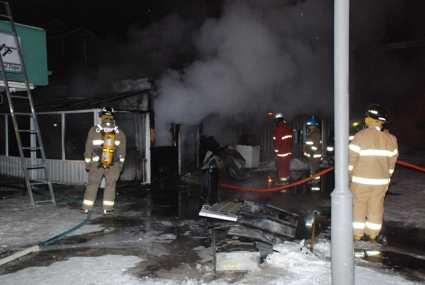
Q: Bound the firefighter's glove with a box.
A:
[84,157,93,171]
[119,157,125,169]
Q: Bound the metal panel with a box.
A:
[0,156,87,184]
[5,114,8,155]
[144,113,151,184]
[179,125,199,175]
[260,124,274,162]
[0,155,141,184]
[30,159,85,185]
[0,108,151,185]
[0,114,5,155]
[0,155,22,177]
[45,159,87,185]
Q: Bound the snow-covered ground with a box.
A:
[386,172,425,229]
[0,241,420,285]
[1,151,424,284]
[0,197,103,249]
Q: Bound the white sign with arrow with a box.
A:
[0,31,22,73]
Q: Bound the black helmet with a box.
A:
[100,107,115,117]
[365,104,387,123]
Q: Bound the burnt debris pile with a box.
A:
[200,200,301,271]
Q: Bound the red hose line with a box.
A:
[396,160,425,173]
[220,167,334,193]
[220,159,425,193]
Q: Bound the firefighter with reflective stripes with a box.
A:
[349,104,398,241]
[81,107,126,215]
[273,113,293,184]
[303,116,322,191]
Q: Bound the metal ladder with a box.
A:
[0,1,56,206]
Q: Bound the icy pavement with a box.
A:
[0,197,103,249]
[0,255,143,285]
[0,241,421,285]
[385,167,425,229]
[1,156,425,285]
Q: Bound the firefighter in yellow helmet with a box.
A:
[81,107,126,215]
[349,104,398,241]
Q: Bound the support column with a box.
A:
[331,0,354,284]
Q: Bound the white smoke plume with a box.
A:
[155,0,331,145]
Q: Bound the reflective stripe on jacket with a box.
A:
[303,129,322,159]
[349,127,398,184]
[273,122,293,157]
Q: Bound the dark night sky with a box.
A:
[9,0,223,80]
[10,0,425,41]
[10,0,425,78]
[10,0,425,89]
[10,0,222,36]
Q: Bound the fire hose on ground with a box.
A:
[0,161,424,267]
[0,212,92,267]
[220,159,425,193]
[396,160,425,173]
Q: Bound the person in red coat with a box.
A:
[273,113,293,184]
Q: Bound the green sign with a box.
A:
[0,21,48,86]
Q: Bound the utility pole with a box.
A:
[331,0,354,284]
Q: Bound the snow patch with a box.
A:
[194,246,213,264]
[312,239,332,259]
[0,199,103,248]
[255,241,415,285]
[385,169,425,228]
[0,241,418,285]
[216,251,260,272]
[0,255,142,285]
[156,233,177,243]
[265,241,330,283]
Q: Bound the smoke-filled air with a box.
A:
[155,0,331,145]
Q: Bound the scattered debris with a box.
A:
[199,200,300,272]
